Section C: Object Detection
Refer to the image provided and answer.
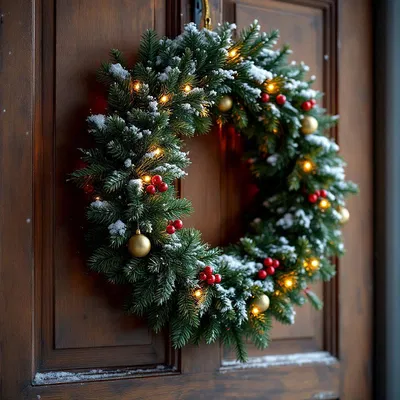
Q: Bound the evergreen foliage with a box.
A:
[71,21,357,362]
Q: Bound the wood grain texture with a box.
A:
[338,0,373,397]
[0,0,35,397]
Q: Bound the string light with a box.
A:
[153,147,162,156]
[302,161,313,173]
[265,81,278,94]
[183,84,192,93]
[284,278,293,289]
[229,49,238,57]
[194,289,202,299]
[319,199,331,210]
[160,95,169,103]
[131,81,141,92]
[310,258,320,269]
[142,175,151,183]
[94,196,101,201]
[274,290,281,296]
[251,306,260,316]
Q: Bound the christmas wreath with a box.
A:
[71,21,357,362]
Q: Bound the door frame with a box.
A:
[0,0,375,398]
[374,0,400,398]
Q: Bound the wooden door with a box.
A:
[0,0,372,399]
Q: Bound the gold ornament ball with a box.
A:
[338,206,350,224]
[301,116,318,135]
[128,229,151,257]
[218,95,233,112]
[251,294,270,313]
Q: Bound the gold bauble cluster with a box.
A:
[128,229,151,257]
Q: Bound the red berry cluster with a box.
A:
[308,189,327,204]
[301,98,317,111]
[199,266,222,285]
[258,257,280,280]
[146,175,168,194]
[260,93,286,105]
[166,219,183,234]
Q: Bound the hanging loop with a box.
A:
[202,0,212,30]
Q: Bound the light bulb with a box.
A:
[319,199,330,210]
[303,161,313,172]
[143,175,151,183]
[194,289,202,298]
[229,49,237,57]
[267,83,275,92]
[183,85,192,93]
[284,278,293,288]
[303,260,309,267]
[251,306,260,315]
[160,95,169,103]
[310,258,320,269]
[94,196,101,201]
[154,148,162,156]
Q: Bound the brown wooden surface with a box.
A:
[0,0,373,399]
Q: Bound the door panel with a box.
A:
[38,0,172,372]
[0,0,372,398]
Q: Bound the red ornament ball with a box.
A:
[173,219,183,230]
[261,93,270,103]
[214,274,222,283]
[258,270,267,280]
[301,101,312,111]
[308,193,318,203]
[272,259,280,268]
[263,257,273,267]
[158,182,169,192]
[199,272,207,281]
[320,189,328,198]
[315,190,321,197]
[266,266,275,275]
[146,184,156,195]
[207,275,216,285]
[151,175,163,185]
[204,266,213,276]
[83,183,94,194]
[166,225,176,234]
[276,94,286,105]
[310,98,317,106]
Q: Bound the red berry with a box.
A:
[263,257,273,267]
[146,184,156,195]
[158,182,168,192]
[83,183,94,194]
[272,259,280,268]
[207,275,216,285]
[276,94,286,105]
[166,225,176,234]
[320,189,328,198]
[173,219,183,230]
[308,193,318,203]
[151,175,163,185]
[204,266,213,276]
[199,272,207,281]
[301,101,312,111]
[310,98,317,107]
[214,274,222,283]
[261,93,270,103]
[266,266,275,275]
[315,190,321,197]
[258,270,267,280]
